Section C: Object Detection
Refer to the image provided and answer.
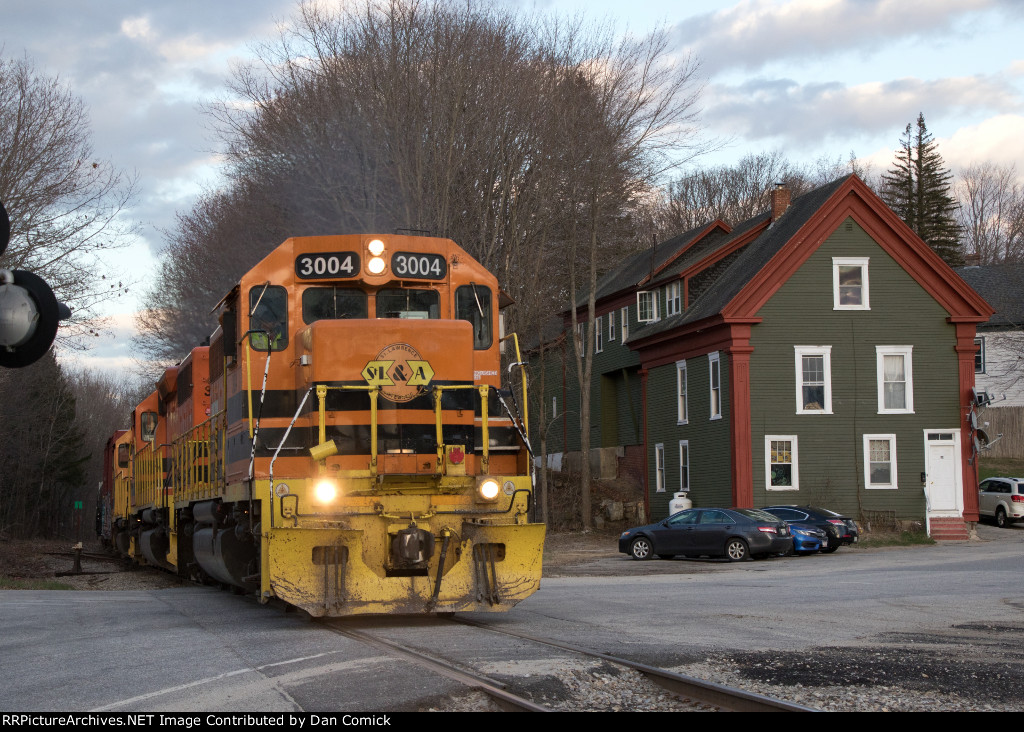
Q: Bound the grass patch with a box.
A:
[855,531,936,548]
[0,576,75,590]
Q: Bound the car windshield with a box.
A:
[734,508,780,522]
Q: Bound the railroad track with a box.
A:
[320,617,817,712]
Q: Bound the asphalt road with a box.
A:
[2,523,1021,712]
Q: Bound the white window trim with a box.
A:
[655,443,666,493]
[876,345,914,414]
[679,440,689,492]
[621,306,629,341]
[864,433,898,490]
[709,351,722,420]
[666,282,681,316]
[676,360,688,425]
[765,435,799,491]
[975,337,985,374]
[833,256,870,310]
[794,346,833,414]
[637,290,660,323]
[595,316,603,353]
[608,311,616,341]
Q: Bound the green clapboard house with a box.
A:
[539,175,994,538]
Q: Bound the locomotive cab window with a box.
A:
[140,412,158,442]
[377,288,439,319]
[249,285,289,351]
[302,286,367,324]
[117,443,131,467]
[456,284,492,349]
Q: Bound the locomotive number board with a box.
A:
[392,252,447,280]
[295,252,361,279]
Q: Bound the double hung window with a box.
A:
[666,282,681,316]
[876,346,913,413]
[709,352,721,419]
[676,360,688,424]
[765,436,798,490]
[655,444,666,492]
[679,440,689,492]
[833,257,869,310]
[864,434,897,489]
[794,346,832,413]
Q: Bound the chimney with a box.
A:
[964,252,981,267]
[771,183,790,221]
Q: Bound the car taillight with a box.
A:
[757,526,777,534]
[828,519,844,525]
[1012,495,1024,503]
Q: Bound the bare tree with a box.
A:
[956,162,1024,264]
[0,55,136,340]
[552,24,709,529]
[653,151,864,238]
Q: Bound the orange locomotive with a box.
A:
[101,234,544,615]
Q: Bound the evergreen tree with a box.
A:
[882,113,962,266]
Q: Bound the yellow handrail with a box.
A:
[312,383,492,476]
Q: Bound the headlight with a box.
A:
[478,479,501,501]
[314,478,339,503]
[367,256,386,275]
[368,239,385,256]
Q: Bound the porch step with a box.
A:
[929,516,970,541]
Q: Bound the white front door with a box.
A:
[924,431,961,515]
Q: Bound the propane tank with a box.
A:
[669,491,692,514]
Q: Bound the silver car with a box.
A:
[978,477,1024,528]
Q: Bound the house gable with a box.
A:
[748,218,961,517]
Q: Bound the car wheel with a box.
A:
[657,554,676,560]
[725,538,749,562]
[996,507,1009,528]
[819,545,839,554]
[630,537,652,560]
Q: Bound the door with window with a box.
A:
[924,431,960,514]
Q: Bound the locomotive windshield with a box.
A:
[455,285,492,349]
[377,288,439,319]
[249,285,289,351]
[302,286,367,324]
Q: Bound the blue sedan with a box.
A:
[619,507,793,561]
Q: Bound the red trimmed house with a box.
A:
[544,175,993,537]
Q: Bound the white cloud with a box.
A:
[854,114,1024,185]
[943,115,1024,178]
[676,0,998,73]
[120,16,155,41]
[704,72,1020,145]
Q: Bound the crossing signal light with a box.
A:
[0,199,71,368]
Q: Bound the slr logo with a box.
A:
[362,343,434,402]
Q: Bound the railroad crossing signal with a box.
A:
[0,199,71,368]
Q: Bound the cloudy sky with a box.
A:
[5,0,1023,375]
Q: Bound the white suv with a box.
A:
[978,477,1024,528]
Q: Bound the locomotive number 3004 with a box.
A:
[392,252,446,280]
[295,252,360,279]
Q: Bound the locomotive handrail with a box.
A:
[314,384,380,474]
[269,385,314,530]
[501,332,529,442]
[431,384,490,473]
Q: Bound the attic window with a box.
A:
[637,291,659,323]
[833,257,870,310]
